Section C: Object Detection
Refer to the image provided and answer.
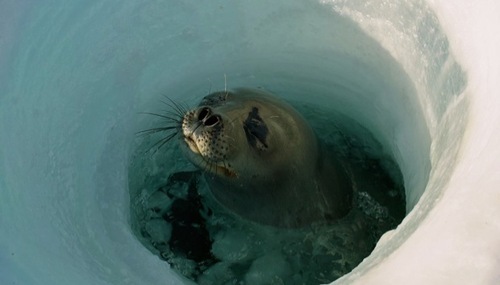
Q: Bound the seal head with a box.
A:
[181,88,353,227]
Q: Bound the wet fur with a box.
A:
[140,88,354,228]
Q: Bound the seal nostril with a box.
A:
[198,107,211,121]
[204,115,220,127]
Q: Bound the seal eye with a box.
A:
[243,107,269,151]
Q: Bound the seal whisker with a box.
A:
[210,160,217,177]
[178,101,191,114]
[205,159,212,175]
[201,158,213,178]
[222,160,232,177]
[207,80,213,95]
[161,96,188,117]
[224,74,227,93]
[224,135,237,144]
[162,109,185,122]
[147,132,178,154]
[227,112,246,127]
[161,104,184,119]
[139,112,182,124]
[212,162,218,177]
[159,98,182,112]
[136,126,179,136]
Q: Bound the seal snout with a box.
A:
[181,106,233,177]
[181,107,223,141]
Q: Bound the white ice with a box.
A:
[0,0,499,285]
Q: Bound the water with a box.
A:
[129,98,405,284]
[1,0,499,284]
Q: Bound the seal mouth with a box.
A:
[183,136,237,178]
[184,136,200,154]
[213,164,238,178]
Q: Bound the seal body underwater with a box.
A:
[180,88,353,228]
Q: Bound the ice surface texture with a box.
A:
[0,0,499,285]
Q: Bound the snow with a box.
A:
[0,0,499,284]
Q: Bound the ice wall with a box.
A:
[0,0,499,285]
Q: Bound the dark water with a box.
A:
[129,99,405,285]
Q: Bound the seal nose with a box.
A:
[204,115,221,127]
[197,107,221,127]
[198,107,211,121]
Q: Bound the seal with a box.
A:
[180,88,353,227]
